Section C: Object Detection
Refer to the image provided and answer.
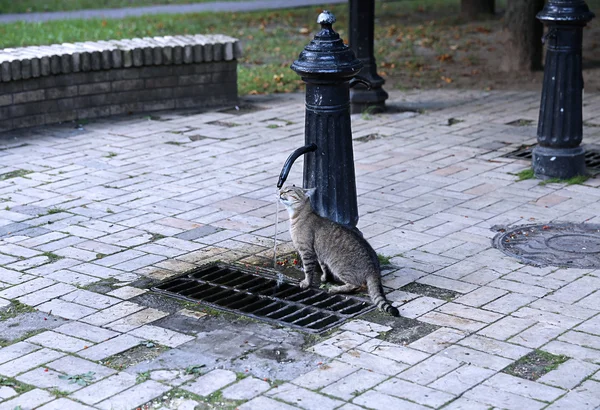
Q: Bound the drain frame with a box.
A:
[503,143,600,172]
[151,262,374,334]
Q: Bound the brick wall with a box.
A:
[0,35,241,132]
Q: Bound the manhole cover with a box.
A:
[503,144,600,171]
[151,263,374,334]
[493,223,600,268]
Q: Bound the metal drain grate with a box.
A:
[151,263,374,333]
[503,144,600,171]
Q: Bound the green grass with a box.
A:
[539,174,590,186]
[0,170,33,181]
[0,1,471,95]
[0,0,244,14]
[515,168,535,181]
[42,251,64,262]
[377,254,392,266]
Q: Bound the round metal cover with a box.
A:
[493,223,600,268]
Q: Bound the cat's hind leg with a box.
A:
[318,260,331,283]
[298,250,317,289]
[328,283,360,294]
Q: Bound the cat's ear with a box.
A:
[304,188,316,197]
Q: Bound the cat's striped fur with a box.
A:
[279,186,399,316]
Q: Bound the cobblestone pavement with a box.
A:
[0,89,600,409]
[0,0,346,24]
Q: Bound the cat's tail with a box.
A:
[366,276,399,317]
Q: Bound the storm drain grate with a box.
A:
[503,144,600,171]
[151,262,374,333]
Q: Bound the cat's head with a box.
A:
[279,186,315,212]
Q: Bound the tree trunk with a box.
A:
[461,0,495,19]
[503,0,545,72]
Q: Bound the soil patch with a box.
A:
[102,343,170,370]
[359,310,439,345]
[503,350,569,380]
[400,282,460,301]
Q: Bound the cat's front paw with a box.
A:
[299,279,311,289]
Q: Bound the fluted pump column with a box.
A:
[533,0,595,179]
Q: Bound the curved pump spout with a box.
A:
[277,143,317,188]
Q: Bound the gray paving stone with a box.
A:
[441,397,492,410]
[483,372,565,402]
[338,349,408,376]
[54,321,119,343]
[340,319,392,337]
[77,334,143,361]
[457,334,531,359]
[80,301,145,326]
[538,359,600,390]
[26,330,90,353]
[482,292,538,314]
[0,341,41,364]
[0,348,64,376]
[266,383,345,410]
[429,364,495,395]
[419,311,487,332]
[95,380,170,410]
[320,369,388,400]
[17,283,77,306]
[36,398,97,410]
[69,372,137,404]
[308,331,369,358]
[358,338,431,365]
[46,355,116,380]
[221,377,270,400]
[36,299,97,320]
[440,345,513,370]
[398,355,462,385]
[353,390,429,410]
[59,289,121,309]
[127,324,194,347]
[0,277,56,299]
[464,384,546,410]
[182,369,236,396]
[477,316,536,340]
[508,322,565,349]
[544,380,600,410]
[238,396,301,410]
[375,377,455,408]
[0,388,54,410]
[409,327,467,353]
[543,340,600,363]
[291,360,358,390]
[16,367,83,393]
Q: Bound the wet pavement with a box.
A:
[0,89,599,409]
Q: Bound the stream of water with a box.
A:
[273,189,284,286]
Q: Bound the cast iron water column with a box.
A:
[533,0,595,179]
[290,11,364,228]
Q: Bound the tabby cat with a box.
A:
[279,186,399,316]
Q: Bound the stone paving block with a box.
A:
[0,277,56,299]
[576,314,600,335]
[36,299,97,320]
[530,298,597,320]
[454,286,508,307]
[419,311,487,333]
[477,316,536,340]
[0,386,16,400]
[80,301,145,326]
[16,367,83,393]
[77,334,143,361]
[36,398,97,410]
[54,321,119,343]
[60,289,121,309]
[464,384,546,410]
[149,369,194,386]
[544,379,600,410]
[45,269,102,286]
[340,319,392,337]
[69,372,137,405]
[543,340,600,363]
[291,360,358,390]
[437,302,504,323]
[429,364,495,395]
[376,377,455,408]
[358,338,430,365]
[0,342,40,365]
[481,292,538,314]
[221,376,270,400]
[96,380,170,410]
[417,275,478,294]
[182,369,236,396]
[512,307,582,328]
[320,369,388,400]
[0,388,54,410]
[398,354,462,385]
[26,330,90,353]
[409,327,467,354]
[545,276,600,305]
[46,355,116,380]
[338,349,408,376]
[558,330,600,350]
[266,383,345,410]
[440,345,514,370]
[238,396,301,410]
[538,359,600,390]
[441,397,493,410]
[353,390,428,410]
[308,331,369,358]
[0,348,65,377]
[0,267,35,285]
[105,307,169,332]
[397,296,446,319]
[457,334,531,359]
[508,322,565,349]
[106,285,147,299]
[17,283,77,306]
[483,372,565,402]
[128,324,194,347]
[576,290,600,310]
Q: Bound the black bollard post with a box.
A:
[533,0,595,179]
[291,11,363,228]
[349,0,388,114]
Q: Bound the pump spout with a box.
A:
[277,143,317,188]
